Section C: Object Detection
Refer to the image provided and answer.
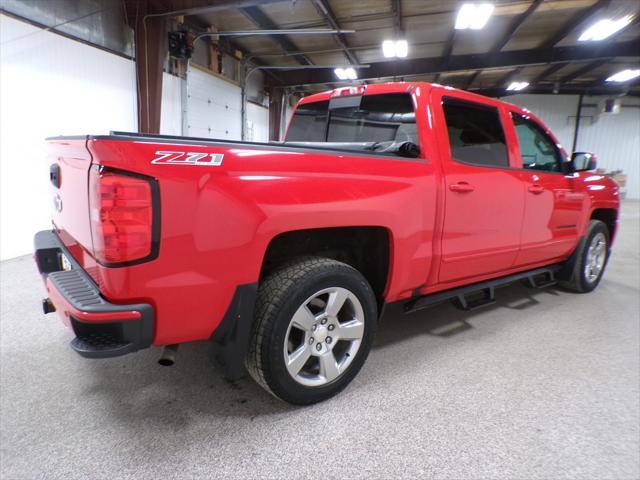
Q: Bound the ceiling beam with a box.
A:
[141,0,284,18]
[476,84,639,97]
[559,58,611,84]
[530,62,569,85]
[392,0,403,34]
[273,40,639,87]
[310,0,359,64]
[491,0,543,52]
[540,0,610,48]
[240,6,313,65]
[463,70,481,90]
[497,66,524,87]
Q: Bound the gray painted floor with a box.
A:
[1,203,639,480]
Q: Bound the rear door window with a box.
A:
[442,98,509,168]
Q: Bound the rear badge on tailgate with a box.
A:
[151,151,223,166]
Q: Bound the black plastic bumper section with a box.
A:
[34,230,154,359]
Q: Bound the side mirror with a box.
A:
[571,152,597,172]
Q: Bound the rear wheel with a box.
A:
[560,220,610,293]
[246,257,377,405]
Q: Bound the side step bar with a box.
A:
[404,264,562,314]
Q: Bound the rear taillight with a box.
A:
[89,166,159,266]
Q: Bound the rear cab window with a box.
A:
[285,92,419,157]
[285,101,329,142]
[326,93,417,144]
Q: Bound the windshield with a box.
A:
[286,93,418,146]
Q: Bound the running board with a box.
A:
[404,265,562,314]
[526,270,557,289]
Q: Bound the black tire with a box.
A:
[559,220,610,293]
[246,257,377,405]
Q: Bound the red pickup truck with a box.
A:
[35,82,619,404]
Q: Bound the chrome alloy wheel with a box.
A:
[584,232,607,283]
[283,287,365,387]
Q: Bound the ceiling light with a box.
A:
[382,39,409,58]
[578,15,634,41]
[382,40,395,58]
[506,81,529,91]
[334,67,357,80]
[455,3,494,30]
[395,40,408,58]
[605,69,640,83]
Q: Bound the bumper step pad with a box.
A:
[70,333,135,357]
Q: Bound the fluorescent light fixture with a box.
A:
[382,40,395,58]
[334,67,357,80]
[395,40,408,58]
[382,39,409,58]
[605,69,640,83]
[455,3,494,30]
[578,15,634,41]
[506,81,529,91]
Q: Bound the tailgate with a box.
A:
[47,137,93,260]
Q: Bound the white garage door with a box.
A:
[186,66,241,140]
[246,102,269,142]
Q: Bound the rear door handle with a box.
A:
[528,184,545,194]
[449,182,475,193]
[50,163,61,188]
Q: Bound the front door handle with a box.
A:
[528,184,545,194]
[449,182,475,193]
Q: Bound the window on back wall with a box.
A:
[442,98,509,168]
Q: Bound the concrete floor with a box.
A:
[1,203,639,480]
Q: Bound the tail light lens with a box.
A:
[89,166,159,265]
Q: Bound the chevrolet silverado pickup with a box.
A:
[35,82,619,404]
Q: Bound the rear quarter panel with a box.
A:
[87,139,437,345]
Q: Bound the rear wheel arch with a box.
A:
[259,226,393,309]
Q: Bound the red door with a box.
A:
[433,93,525,285]
[508,111,587,266]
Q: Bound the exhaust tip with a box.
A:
[42,298,56,314]
[158,344,179,366]
[158,357,174,367]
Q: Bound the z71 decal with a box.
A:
[151,151,224,166]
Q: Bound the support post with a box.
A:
[133,7,167,134]
[571,93,584,153]
[268,87,284,141]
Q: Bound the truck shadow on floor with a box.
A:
[83,281,567,428]
[375,281,564,347]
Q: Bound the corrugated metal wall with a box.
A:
[505,94,640,199]
[577,96,640,200]
[502,94,579,153]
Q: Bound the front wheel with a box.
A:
[560,219,610,293]
[246,257,377,405]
